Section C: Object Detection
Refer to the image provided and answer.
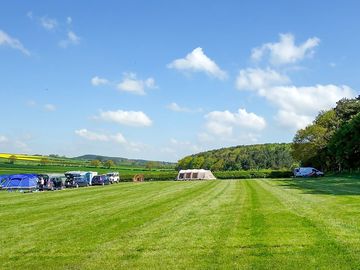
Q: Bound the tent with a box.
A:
[0,175,10,188]
[176,169,216,180]
[2,174,38,190]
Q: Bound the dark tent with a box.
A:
[2,174,38,190]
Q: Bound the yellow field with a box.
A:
[0,153,43,161]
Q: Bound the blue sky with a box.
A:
[0,0,359,162]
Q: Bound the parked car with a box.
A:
[92,175,110,185]
[293,167,324,177]
[106,172,120,184]
[47,174,66,190]
[65,172,90,188]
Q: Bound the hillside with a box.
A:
[177,143,295,171]
[75,154,176,167]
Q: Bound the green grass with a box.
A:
[1,176,360,269]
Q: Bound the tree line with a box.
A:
[292,96,360,172]
[176,143,295,171]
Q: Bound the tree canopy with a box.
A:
[177,143,295,171]
[291,96,360,171]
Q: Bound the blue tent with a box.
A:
[0,174,10,188]
[3,174,38,190]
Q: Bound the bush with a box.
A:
[214,170,292,179]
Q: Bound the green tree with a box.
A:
[145,161,160,170]
[211,159,224,171]
[328,113,360,171]
[334,96,360,122]
[191,156,205,169]
[177,156,193,170]
[103,160,115,169]
[40,157,49,166]
[90,160,101,167]
[8,155,17,164]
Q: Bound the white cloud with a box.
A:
[0,30,30,56]
[166,102,202,113]
[205,108,266,137]
[168,47,227,80]
[236,68,290,91]
[94,110,153,127]
[40,16,58,30]
[251,33,320,65]
[111,133,127,144]
[91,76,109,86]
[75,129,127,144]
[44,104,56,111]
[59,31,80,48]
[117,73,157,95]
[260,84,357,129]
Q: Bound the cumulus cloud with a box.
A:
[166,102,202,113]
[168,47,227,80]
[259,84,357,129]
[44,104,56,112]
[75,129,126,144]
[91,76,109,86]
[117,73,157,95]
[59,31,80,48]
[94,110,152,127]
[251,33,320,65]
[0,30,30,55]
[236,68,290,91]
[205,108,266,137]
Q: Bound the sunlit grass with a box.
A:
[1,176,360,269]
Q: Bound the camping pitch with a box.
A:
[1,174,38,191]
[176,169,216,180]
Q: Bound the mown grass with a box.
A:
[1,176,360,269]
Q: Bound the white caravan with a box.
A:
[293,167,324,177]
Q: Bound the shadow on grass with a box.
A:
[278,174,360,195]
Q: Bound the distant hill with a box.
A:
[177,143,295,171]
[74,154,176,167]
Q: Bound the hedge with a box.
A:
[119,170,292,182]
[214,170,292,179]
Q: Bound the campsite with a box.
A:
[1,1,360,269]
[1,175,360,269]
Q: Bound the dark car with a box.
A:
[91,175,110,186]
[65,173,89,188]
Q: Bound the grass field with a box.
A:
[1,176,360,269]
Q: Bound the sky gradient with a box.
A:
[0,0,359,162]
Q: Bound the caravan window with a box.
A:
[179,173,184,179]
[185,172,191,178]
[192,173,198,178]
